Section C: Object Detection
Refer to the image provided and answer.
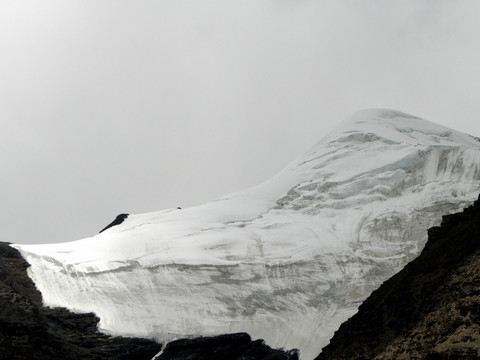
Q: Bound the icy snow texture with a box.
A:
[14,110,480,359]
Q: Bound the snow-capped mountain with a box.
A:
[14,109,480,359]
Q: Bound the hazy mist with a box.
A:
[1,0,480,244]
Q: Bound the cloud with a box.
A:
[1,0,479,243]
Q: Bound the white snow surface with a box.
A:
[14,109,480,359]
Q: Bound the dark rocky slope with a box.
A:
[99,213,129,233]
[316,194,480,360]
[0,241,297,360]
[0,241,162,360]
[155,333,298,360]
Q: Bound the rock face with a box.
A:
[155,333,299,360]
[99,213,129,233]
[0,241,163,360]
[316,194,480,360]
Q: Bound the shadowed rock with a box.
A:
[316,194,480,360]
[155,332,299,360]
[99,213,129,233]
[0,241,162,360]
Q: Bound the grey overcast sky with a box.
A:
[1,0,480,244]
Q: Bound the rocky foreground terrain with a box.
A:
[317,194,480,360]
[0,241,162,360]
[0,241,297,360]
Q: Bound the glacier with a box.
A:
[13,109,480,359]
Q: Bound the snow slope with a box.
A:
[14,109,480,359]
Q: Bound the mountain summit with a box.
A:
[14,110,480,359]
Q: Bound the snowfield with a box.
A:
[14,109,480,359]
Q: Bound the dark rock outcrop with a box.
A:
[316,194,480,360]
[0,241,163,360]
[99,213,129,233]
[156,332,299,360]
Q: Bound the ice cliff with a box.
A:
[14,109,480,359]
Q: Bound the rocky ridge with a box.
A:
[316,194,480,360]
[0,241,162,360]
[155,333,298,360]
